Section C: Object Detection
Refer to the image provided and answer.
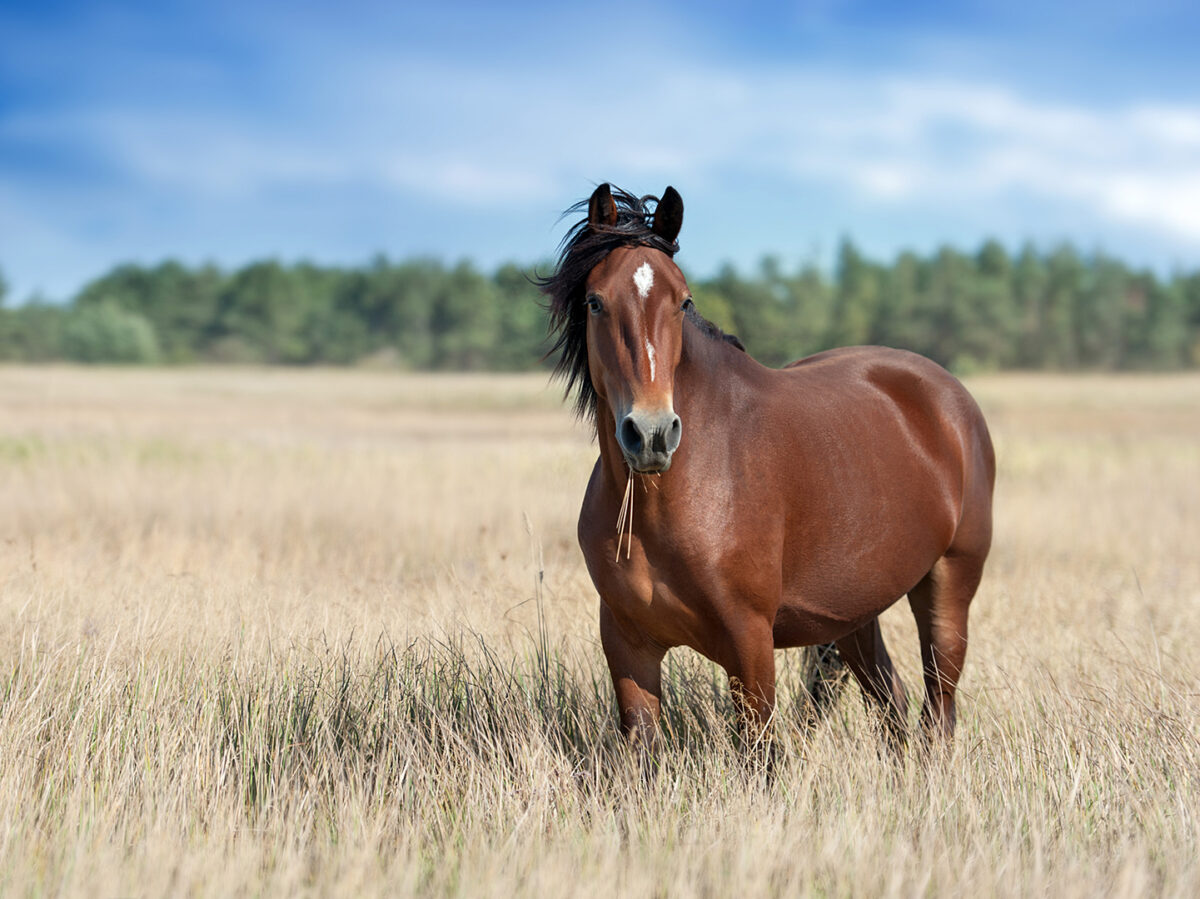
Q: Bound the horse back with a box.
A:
[782,346,993,494]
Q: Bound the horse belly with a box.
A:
[775,489,954,645]
[772,603,863,647]
[772,561,925,647]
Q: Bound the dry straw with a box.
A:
[0,367,1197,897]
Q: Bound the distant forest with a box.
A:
[2,238,1198,372]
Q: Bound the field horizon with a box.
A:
[1,366,1198,897]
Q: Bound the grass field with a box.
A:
[1,366,1198,897]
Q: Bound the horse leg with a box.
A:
[804,642,847,724]
[834,617,908,749]
[600,602,665,759]
[720,618,777,767]
[907,553,983,745]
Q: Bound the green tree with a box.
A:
[211,261,311,362]
[493,263,549,370]
[75,261,224,362]
[373,259,444,368]
[954,240,1018,371]
[706,263,792,366]
[3,242,1197,371]
[2,298,67,361]
[689,284,738,336]
[1178,272,1200,365]
[1042,246,1083,369]
[298,269,372,364]
[1076,255,1128,369]
[1131,277,1188,369]
[874,251,924,355]
[431,261,498,370]
[827,239,880,348]
[782,262,833,357]
[1011,245,1048,368]
[0,269,10,359]
[920,246,974,369]
[62,302,160,363]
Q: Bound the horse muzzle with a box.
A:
[616,408,682,473]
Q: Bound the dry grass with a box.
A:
[1,365,1198,897]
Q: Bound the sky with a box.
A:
[2,0,1200,301]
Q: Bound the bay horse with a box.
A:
[541,184,994,755]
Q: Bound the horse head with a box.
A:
[582,184,687,472]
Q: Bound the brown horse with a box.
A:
[541,184,995,754]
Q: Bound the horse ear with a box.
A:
[588,183,618,229]
[652,186,683,244]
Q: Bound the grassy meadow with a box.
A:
[1,366,1198,897]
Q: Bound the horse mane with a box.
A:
[538,185,742,420]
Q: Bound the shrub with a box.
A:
[61,302,161,363]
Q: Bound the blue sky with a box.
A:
[3,0,1200,301]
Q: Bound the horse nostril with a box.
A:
[619,416,644,455]
[650,429,667,454]
[667,415,682,452]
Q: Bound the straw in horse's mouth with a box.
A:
[614,470,662,562]
[615,470,634,562]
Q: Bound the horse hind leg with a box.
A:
[907,552,985,745]
[803,642,847,724]
[833,618,908,749]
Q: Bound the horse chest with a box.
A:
[584,538,720,651]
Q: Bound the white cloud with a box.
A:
[16,54,1200,246]
[383,65,1200,247]
[6,48,1200,299]
[382,157,558,205]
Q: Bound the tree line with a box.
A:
[1,239,1198,372]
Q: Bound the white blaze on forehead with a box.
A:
[645,340,656,381]
[633,261,655,299]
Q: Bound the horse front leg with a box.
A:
[599,602,666,769]
[721,617,777,770]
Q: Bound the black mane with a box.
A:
[538,186,741,420]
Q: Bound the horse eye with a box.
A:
[586,295,603,315]
[682,297,694,311]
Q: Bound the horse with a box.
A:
[540,184,995,756]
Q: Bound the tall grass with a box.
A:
[1,367,1197,896]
